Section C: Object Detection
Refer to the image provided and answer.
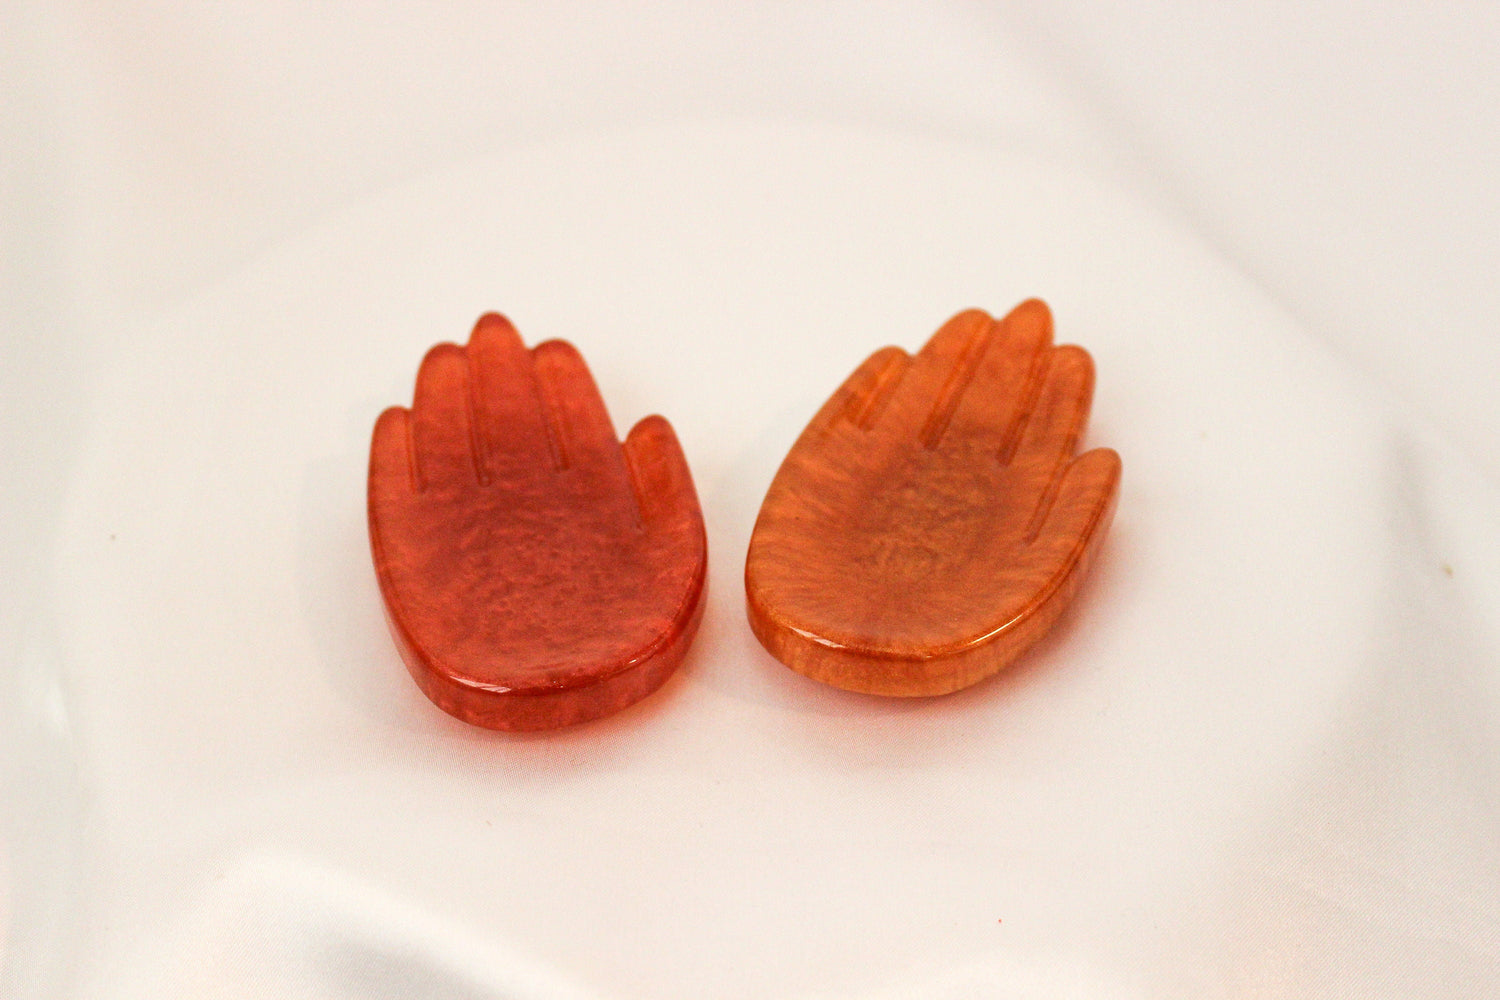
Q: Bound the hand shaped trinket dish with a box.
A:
[369,314,708,730]
[745,300,1120,696]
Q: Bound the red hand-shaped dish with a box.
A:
[368,314,707,730]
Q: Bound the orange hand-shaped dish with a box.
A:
[369,314,707,730]
[746,301,1120,696]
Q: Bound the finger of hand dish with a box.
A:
[1027,446,1121,549]
[369,405,416,496]
[1013,345,1095,469]
[879,308,993,445]
[624,414,702,531]
[950,300,1052,459]
[467,313,550,478]
[533,339,620,472]
[807,345,909,436]
[411,342,479,487]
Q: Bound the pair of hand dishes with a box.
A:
[368,303,1121,730]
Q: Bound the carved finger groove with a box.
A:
[546,404,570,471]
[854,350,910,430]
[622,440,649,531]
[996,345,1051,465]
[464,351,491,486]
[404,410,423,493]
[1023,465,1066,545]
[533,359,571,472]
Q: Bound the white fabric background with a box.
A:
[3,4,1498,998]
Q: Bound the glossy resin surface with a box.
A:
[369,314,707,729]
[746,301,1120,696]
